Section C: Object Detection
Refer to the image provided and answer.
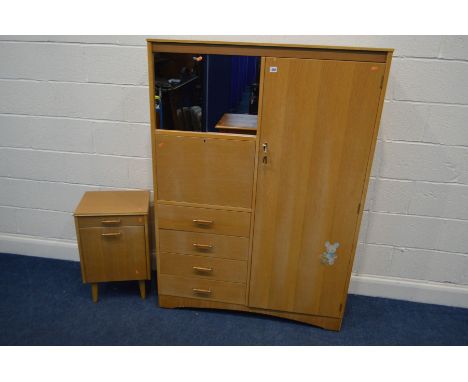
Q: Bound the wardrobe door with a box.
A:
[249,57,384,318]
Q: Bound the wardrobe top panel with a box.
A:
[147,39,393,63]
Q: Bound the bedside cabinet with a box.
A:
[74,191,151,302]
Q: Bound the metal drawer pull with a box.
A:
[192,266,213,273]
[193,219,213,226]
[192,288,212,295]
[101,232,121,237]
[192,243,214,250]
[101,219,121,225]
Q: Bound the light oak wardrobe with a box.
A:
[147,39,392,330]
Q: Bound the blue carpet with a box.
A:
[0,253,467,345]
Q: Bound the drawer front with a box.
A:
[158,274,246,305]
[157,204,251,237]
[77,215,145,228]
[155,133,255,208]
[160,252,247,283]
[78,226,147,283]
[159,229,248,260]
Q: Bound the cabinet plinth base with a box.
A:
[158,294,342,331]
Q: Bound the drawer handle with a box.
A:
[193,219,213,226]
[101,219,121,225]
[101,232,121,237]
[192,266,213,273]
[192,243,214,250]
[192,288,212,295]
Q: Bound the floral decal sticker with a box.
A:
[321,241,340,266]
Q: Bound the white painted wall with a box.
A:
[1,35,467,307]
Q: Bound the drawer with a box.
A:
[159,229,248,260]
[157,204,251,237]
[78,226,147,283]
[159,252,247,283]
[158,274,246,305]
[155,133,255,208]
[77,215,145,229]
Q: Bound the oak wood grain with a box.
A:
[215,113,257,134]
[155,129,256,141]
[79,226,147,283]
[159,294,342,331]
[155,133,255,209]
[338,51,394,316]
[147,40,393,329]
[249,58,385,318]
[74,191,150,216]
[159,252,247,283]
[77,215,145,228]
[91,283,98,303]
[159,229,249,260]
[157,204,251,237]
[139,280,146,299]
[148,38,393,52]
[158,275,246,305]
[150,40,389,63]
[157,200,251,213]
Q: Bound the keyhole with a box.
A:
[262,143,268,164]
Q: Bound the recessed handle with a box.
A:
[192,243,214,250]
[101,232,121,237]
[193,219,213,226]
[192,266,213,273]
[192,288,212,295]
[101,219,121,225]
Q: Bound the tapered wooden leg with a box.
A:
[91,283,98,303]
[138,280,146,299]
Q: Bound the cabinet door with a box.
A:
[155,133,255,209]
[249,57,384,317]
[79,226,147,282]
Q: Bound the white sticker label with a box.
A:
[269,66,278,73]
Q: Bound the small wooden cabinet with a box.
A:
[74,191,151,302]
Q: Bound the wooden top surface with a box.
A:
[155,129,256,141]
[147,38,394,53]
[74,191,150,216]
[215,113,258,132]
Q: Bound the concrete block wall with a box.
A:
[0,36,153,262]
[1,35,467,306]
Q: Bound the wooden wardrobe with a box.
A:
[147,39,392,330]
